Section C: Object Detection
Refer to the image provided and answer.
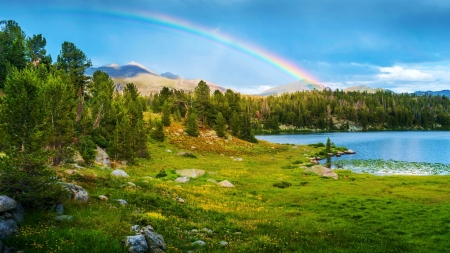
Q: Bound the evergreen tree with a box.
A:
[161,100,171,126]
[194,80,211,125]
[0,20,27,88]
[151,120,165,142]
[239,112,257,143]
[230,111,241,136]
[214,112,227,138]
[326,138,331,152]
[185,107,199,137]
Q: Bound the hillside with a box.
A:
[344,85,384,93]
[87,62,228,95]
[259,80,326,96]
[414,90,450,98]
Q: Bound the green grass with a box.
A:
[5,123,450,252]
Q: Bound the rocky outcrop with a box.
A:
[95,146,110,167]
[304,165,339,179]
[0,197,16,213]
[0,219,18,240]
[176,169,205,178]
[111,169,129,177]
[62,183,90,203]
[0,196,22,244]
[126,225,166,253]
[175,177,190,183]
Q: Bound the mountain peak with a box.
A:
[161,72,181,80]
[259,80,325,96]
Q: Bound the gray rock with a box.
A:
[55,215,73,222]
[125,235,148,253]
[166,149,172,153]
[95,146,110,167]
[127,182,136,188]
[111,169,129,177]
[176,197,184,203]
[9,202,24,224]
[234,157,243,162]
[217,180,235,188]
[74,189,89,203]
[99,195,108,201]
[174,177,190,183]
[192,240,206,246]
[131,225,141,234]
[219,241,228,246]
[201,228,212,234]
[55,203,64,215]
[141,227,166,252]
[176,169,205,178]
[117,199,128,205]
[0,196,16,213]
[304,165,339,179]
[0,219,18,240]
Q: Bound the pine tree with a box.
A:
[161,100,171,126]
[214,112,227,138]
[239,112,257,143]
[151,120,165,142]
[326,137,331,152]
[230,111,241,136]
[194,80,211,125]
[185,107,199,137]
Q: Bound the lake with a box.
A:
[256,131,450,172]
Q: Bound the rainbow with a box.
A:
[58,8,320,83]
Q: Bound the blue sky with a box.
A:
[2,0,450,93]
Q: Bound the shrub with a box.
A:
[273,181,292,188]
[155,169,167,178]
[78,136,96,165]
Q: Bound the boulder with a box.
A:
[234,158,243,162]
[99,195,108,201]
[176,169,205,178]
[175,177,190,183]
[54,203,64,215]
[95,146,111,167]
[345,149,356,154]
[117,199,128,205]
[219,241,228,246]
[125,235,148,253]
[111,169,129,177]
[61,183,89,202]
[131,225,141,234]
[304,165,339,179]
[0,197,16,213]
[9,203,24,224]
[176,197,184,203]
[192,240,206,246]
[74,190,90,203]
[217,180,234,188]
[0,220,18,240]
[140,226,166,252]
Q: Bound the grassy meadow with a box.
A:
[5,122,450,253]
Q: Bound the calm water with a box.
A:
[256,131,450,164]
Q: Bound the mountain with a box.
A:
[344,85,384,93]
[259,80,326,96]
[414,90,450,97]
[86,62,228,95]
[161,72,181,80]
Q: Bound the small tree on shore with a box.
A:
[326,137,331,152]
[215,112,227,137]
[185,107,199,137]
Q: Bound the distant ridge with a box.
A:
[259,80,326,96]
[344,85,384,93]
[86,62,228,95]
[414,90,450,98]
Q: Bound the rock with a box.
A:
[117,199,128,205]
[327,153,334,156]
[55,203,64,215]
[127,182,136,188]
[190,146,196,149]
[201,228,212,234]
[72,164,84,169]
[99,195,108,201]
[234,158,243,162]
[207,179,217,183]
[345,149,356,154]
[125,235,148,253]
[175,177,190,183]
[176,169,205,178]
[304,165,339,179]
[176,197,184,203]
[141,226,166,252]
[121,161,128,165]
[55,215,73,222]
[9,203,24,224]
[74,190,89,203]
[192,240,206,246]
[66,169,75,175]
[0,196,16,213]
[95,146,110,167]
[0,219,18,240]
[131,225,141,234]
[219,241,228,246]
[217,180,234,188]
[166,149,172,153]
[111,169,129,177]
[177,129,184,133]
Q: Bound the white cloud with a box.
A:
[378,66,434,81]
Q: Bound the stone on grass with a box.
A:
[127,182,136,188]
[219,241,229,246]
[61,183,89,203]
[176,169,205,178]
[111,169,129,177]
[131,225,141,234]
[54,215,73,222]
[99,195,108,201]
[192,240,206,246]
[0,196,16,213]
[9,203,24,224]
[126,235,148,253]
[304,165,338,180]
[141,226,166,252]
[55,203,64,215]
[74,189,90,203]
[117,199,128,205]
[0,219,18,240]
[234,157,243,162]
[175,177,190,183]
[207,179,217,183]
[217,180,234,188]
[166,149,172,153]
[176,197,185,203]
